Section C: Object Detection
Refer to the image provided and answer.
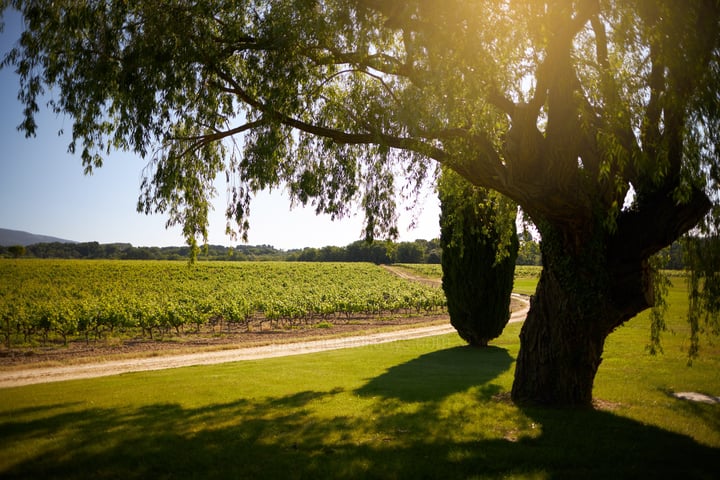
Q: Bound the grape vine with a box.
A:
[0,260,446,347]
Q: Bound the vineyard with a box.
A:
[0,260,447,348]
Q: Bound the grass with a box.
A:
[391,263,541,295]
[0,276,718,479]
[513,266,542,295]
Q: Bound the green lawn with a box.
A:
[0,277,718,479]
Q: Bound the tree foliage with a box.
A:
[1,239,441,263]
[3,1,717,241]
[683,235,720,360]
[439,168,518,347]
[7,245,25,258]
[3,0,719,405]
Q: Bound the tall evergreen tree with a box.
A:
[439,169,518,347]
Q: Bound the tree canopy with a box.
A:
[3,1,718,240]
[3,0,719,406]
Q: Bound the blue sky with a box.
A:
[0,11,439,249]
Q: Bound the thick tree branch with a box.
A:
[210,66,449,159]
[614,188,712,261]
[209,64,514,195]
[488,90,516,118]
[590,15,609,70]
[607,187,711,325]
[531,2,595,117]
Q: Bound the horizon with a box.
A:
[0,226,439,251]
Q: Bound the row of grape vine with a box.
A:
[0,260,447,347]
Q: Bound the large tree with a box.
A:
[3,0,719,406]
[439,168,518,347]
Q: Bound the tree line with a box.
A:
[0,242,284,261]
[1,238,686,269]
[0,239,441,263]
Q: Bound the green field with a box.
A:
[0,260,446,347]
[0,269,718,479]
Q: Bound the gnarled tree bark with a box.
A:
[511,189,711,407]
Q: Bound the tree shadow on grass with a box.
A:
[2,393,717,479]
[515,404,719,479]
[356,345,514,402]
[1,348,718,479]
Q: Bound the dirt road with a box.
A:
[0,324,454,388]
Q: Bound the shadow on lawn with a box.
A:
[2,347,718,479]
[356,345,514,402]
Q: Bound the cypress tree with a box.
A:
[439,169,519,347]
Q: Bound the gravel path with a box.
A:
[0,324,460,388]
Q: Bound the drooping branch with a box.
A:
[172,118,266,145]
[169,118,266,161]
[311,48,417,85]
[419,127,506,176]
[356,0,423,31]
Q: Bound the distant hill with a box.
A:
[0,228,76,246]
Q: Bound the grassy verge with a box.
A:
[0,280,718,479]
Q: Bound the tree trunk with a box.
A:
[510,223,652,408]
[511,270,614,407]
[509,185,712,407]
